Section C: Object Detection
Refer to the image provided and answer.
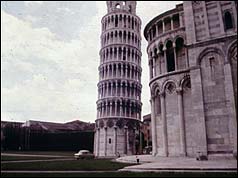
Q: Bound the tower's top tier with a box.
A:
[106,1,137,14]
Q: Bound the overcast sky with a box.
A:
[1,1,182,123]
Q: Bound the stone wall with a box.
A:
[144,1,237,158]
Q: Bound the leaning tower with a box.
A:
[94,1,142,157]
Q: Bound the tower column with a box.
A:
[116,82,118,97]
[152,56,156,77]
[160,92,168,156]
[115,64,118,78]
[97,107,99,118]
[111,83,113,96]
[120,101,123,117]
[104,127,107,156]
[124,126,128,154]
[113,126,117,155]
[120,83,123,96]
[105,102,108,117]
[115,102,118,116]
[97,128,100,156]
[110,102,113,116]
[125,66,128,79]
[163,47,167,72]
[150,97,157,156]
[162,20,165,33]
[133,128,136,154]
[177,88,186,156]
[149,59,153,79]
[125,83,128,97]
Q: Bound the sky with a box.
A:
[1,1,182,123]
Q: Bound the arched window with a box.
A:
[132,17,134,30]
[128,32,131,43]
[115,15,118,27]
[175,37,186,70]
[119,31,122,42]
[109,138,112,144]
[224,11,233,30]
[166,41,175,72]
[123,31,126,42]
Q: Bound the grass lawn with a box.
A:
[1,155,71,161]
[1,172,237,177]
[1,159,135,171]
[1,151,75,156]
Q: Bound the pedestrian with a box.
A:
[136,156,140,164]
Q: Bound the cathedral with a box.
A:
[144,1,237,158]
[94,1,237,159]
[94,1,142,157]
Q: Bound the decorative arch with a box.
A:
[99,120,105,128]
[227,40,237,63]
[116,118,124,129]
[174,35,186,45]
[175,36,185,47]
[126,120,135,130]
[107,119,114,128]
[227,40,237,111]
[162,79,177,94]
[151,82,160,97]
[164,38,173,49]
[181,75,191,92]
[197,47,225,66]
[154,87,160,97]
[180,74,191,88]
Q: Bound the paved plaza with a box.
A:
[116,155,237,172]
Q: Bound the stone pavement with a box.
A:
[116,155,237,172]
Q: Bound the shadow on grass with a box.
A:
[1,151,74,156]
[1,172,237,177]
[1,156,68,162]
[2,159,135,171]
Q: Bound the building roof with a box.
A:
[143,114,151,121]
[1,121,24,128]
[1,120,95,133]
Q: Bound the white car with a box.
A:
[74,150,94,160]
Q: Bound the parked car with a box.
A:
[74,150,94,160]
